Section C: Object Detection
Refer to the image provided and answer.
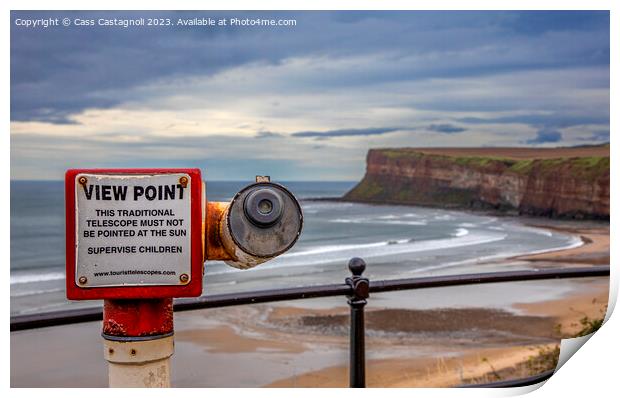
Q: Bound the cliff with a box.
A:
[343,146,610,220]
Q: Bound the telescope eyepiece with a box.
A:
[244,188,283,227]
[221,181,303,269]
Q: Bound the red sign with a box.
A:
[65,168,204,300]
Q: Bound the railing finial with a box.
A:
[348,257,366,277]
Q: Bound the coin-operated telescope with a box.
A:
[206,176,303,269]
[64,169,302,387]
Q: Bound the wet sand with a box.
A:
[10,222,609,387]
[265,278,608,387]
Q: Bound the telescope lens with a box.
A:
[225,181,304,266]
[243,188,283,227]
[258,199,273,215]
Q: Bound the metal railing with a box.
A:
[10,261,610,388]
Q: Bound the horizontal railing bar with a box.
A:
[10,306,104,331]
[174,283,351,310]
[369,266,609,293]
[11,266,609,331]
[9,283,351,331]
[459,369,554,388]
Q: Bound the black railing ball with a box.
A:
[348,257,366,276]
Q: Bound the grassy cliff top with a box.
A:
[374,145,609,161]
[373,145,609,179]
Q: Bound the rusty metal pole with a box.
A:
[102,299,174,387]
[346,258,369,388]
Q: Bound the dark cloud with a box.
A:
[255,131,283,139]
[292,127,401,138]
[11,11,609,123]
[428,124,466,134]
[512,11,608,35]
[577,130,610,142]
[9,11,611,180]
[526,129,563,144]
[458,114,609,128]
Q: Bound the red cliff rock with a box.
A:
[344,147,609,220]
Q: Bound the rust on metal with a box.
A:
[179,273,189,284]
[179,176,188,188]
[78,176,87,186]
[103,299,174,337]
[204,201,234,261]
[103,319,127,336]
[78,276,88,285]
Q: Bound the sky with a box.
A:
[10,11,610,180]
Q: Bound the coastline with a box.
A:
[11,219,609,387]
[265,220,609,387]
[512,223,609,265]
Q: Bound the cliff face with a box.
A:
[343,148,609,220]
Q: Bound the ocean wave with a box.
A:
[403,213,423,218]
[516,235,584,256]
[11,272,65,285]
[330,218,427,226]
[452,228,469,237]
[16,301,74,315]
[381,220,428,226]
[203,279,238,286]
[405,253,517,275]
[404,233,584,276]
[302,210,319,214]
[518,226,554,237]
[282,241,396,258]
[433,214,455,221]
[301,202,353,210]
[330,218,364,223]
[251,232,508,271]
[11,287,64,297]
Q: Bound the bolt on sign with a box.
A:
[65,169,204,300]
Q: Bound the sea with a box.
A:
[10,180,582,316]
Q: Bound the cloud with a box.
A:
[10,11,609,123]
[292,127,401,139]
[526,129,563,144]
[255,131,283,139]
[9,11,611,180]
[428,124,466,134]
[577,130,610,142]
[10,131,367,180]
[458,114,608,129]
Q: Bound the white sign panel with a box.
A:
[75,173,192,287]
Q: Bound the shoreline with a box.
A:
[11,217,609,387]
[263,220,609,387]
[512,223,610,265]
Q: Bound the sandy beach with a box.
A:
[10,221,609,388]
[514,223,610,265]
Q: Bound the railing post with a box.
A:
[346,257,369,388]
